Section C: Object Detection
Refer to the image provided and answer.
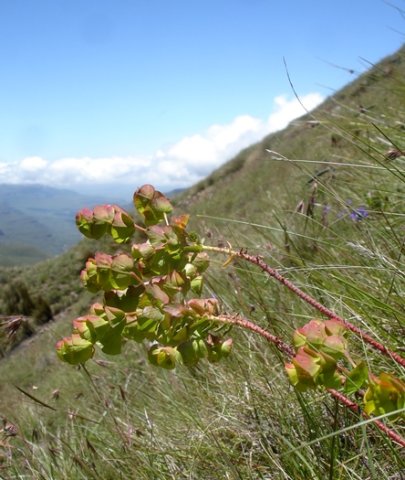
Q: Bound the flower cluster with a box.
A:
[57,185,232,368]
[285,319,347,391]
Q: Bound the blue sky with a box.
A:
[0,0,403,196]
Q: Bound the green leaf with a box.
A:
[104,285,143,311]
[100,329,124,355]
[134,185,173,226]
[344,361,368,395]
[178,340,200,366]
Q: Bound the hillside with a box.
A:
[176,45,405,228]
[0,184,126,265]
[0,46,404,479]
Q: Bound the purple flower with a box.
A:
[350,206,368,222]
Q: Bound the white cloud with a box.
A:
[2,92,324,193]
[20,156,48,172]
[266,93,323,131]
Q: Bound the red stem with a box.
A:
[232,249,405,368]
[204,244,404,367]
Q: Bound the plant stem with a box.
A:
[203,245,405,368]
[212,313,405,449]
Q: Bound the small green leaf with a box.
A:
[344,361,368,395]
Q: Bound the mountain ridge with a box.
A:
[0,183,126,265]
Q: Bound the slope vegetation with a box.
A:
[0,46,404,479]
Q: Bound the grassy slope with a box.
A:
[0,47,404,479]
[0,184,125,265]
[176,46,405,224]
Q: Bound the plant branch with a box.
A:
[203,245,405,368]
[212,313,405,448]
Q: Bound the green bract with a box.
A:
[364,373,405,418]
[287,319,348,391]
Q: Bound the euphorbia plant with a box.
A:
[56,185,405,447]
[57,185,233,369]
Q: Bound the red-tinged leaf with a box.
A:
[72,316,92,341]
[163,304,190,318]
[110,208,135,243]
[95,252,113,269]
[134,185,173,226]
[136,184,155,202]
[56,334,94,365]
[187,298,219,316]
[111,253,134,272]
[89,303,105,316]
[93,204,115,224]
[147,225,167,247]
[293,347,321,381]
[171,214,190,231]
[220,338,233,356]
[132,242,155,260]
[145,284,170,305]
[300,319,326,346]
[324,319,346,336]
[151,190,173,214]
[323,335,347,359]
[76,208,108,239]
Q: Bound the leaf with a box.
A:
[190,276,203,295]
[104,285,143,311]
[110,207,136,243]
[100,330,124,355]
[344,361,368,395]
[56,334,94,365]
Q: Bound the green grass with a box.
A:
[0,46,404,479]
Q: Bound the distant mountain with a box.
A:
[0,184,125,265]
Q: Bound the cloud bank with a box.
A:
[0,93,324,194]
